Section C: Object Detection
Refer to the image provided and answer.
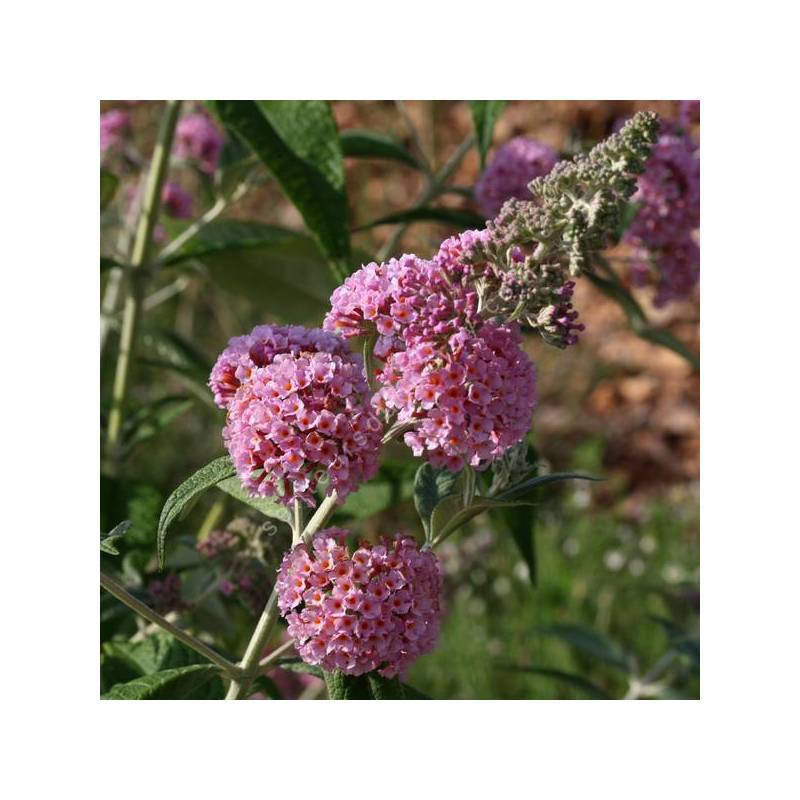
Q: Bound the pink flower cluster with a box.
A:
[324,250,537,471]
[624,128,700,306]
[217,326,382,507]
[161,182,193,219]
[324,254,478,361]
[475,136,558,217]
[376,322,537,471]
[278,529,442,677]
[210,325,350,410]
[100,109,130,155]
[174,111,224,173]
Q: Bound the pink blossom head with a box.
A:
[623,128,700,305]
[100,109,130,155]
[209,324,350,410]
[377,321,537,471]
[475,136,558,217]
[625,130,699,251]
[174,111,224,173]
[277,529,442,677]
[220,327,382,507]
[161,182,193,219]
[324,254,479,362]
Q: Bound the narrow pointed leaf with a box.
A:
[355,206,486,232]
[340,129,420,168]
[209,101,350,274]
[469,101,508,167]
[157,456,236,568]
[502,665,611,699]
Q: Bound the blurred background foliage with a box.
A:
[101,100,698,699]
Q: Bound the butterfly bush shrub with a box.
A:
[199,111,661,688]
[101,103,674,700]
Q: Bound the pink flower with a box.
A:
[475,136,558,217]
[173,111,224,173]
[100,109,130,155]
[209,324,351,411]
[323,254,479,361]
[376,321,537,470]
[623,127,700,306]
[218,326,382,507]
[161,182,193,219]
[277,529,442,677]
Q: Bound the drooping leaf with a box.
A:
[502,665,611,699]
[157,456,236,568]
[498,503,538,586]
[494,472,602,502]
[340,129,420,169]
[414,463,463,539]
[209,101,350,277]
[535,624,634,673]
[100,520,131,556]
[469,101,508,168]
[355,206,486,232]
[587,264,699,370]
[637,326,700,369]
[101,664,222,700]
[161,220,337,324]
[101,169,119,211]
[215,476,291,525]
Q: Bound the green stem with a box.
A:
[257,638,296,671]
[100,571,240,676]
[377,134,475,261]
[105,100,182,468]
[224,589,280,700]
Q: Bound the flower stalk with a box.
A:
[105,100,182,469]
[100,571,241,677]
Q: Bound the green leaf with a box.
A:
[355,206,486,232]
[535,624,633,673]
[367,674,407,700]
[502,665,611,699]
[340,129,420,169]
[216,476,291,525]
[209,101,350,276]
[102,631,204,675]
[101,664,222,700]
[637,326,700,370]
[157,456,236,568]
[431,494,535,543]
[122,395,193,454]
[271,658,324,679]
[162,220,337,324]
[100,520,131,556]
[587,265,699,370]
[585,270,647,324]
[469,101,508,168]
[498,504,538,586]
[399,682,432,700]
[101,169,119,211]
[414,463,463,539]
[494,472,602,502]
[324,670,373,700]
